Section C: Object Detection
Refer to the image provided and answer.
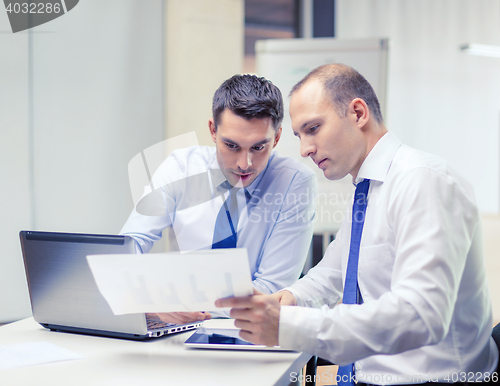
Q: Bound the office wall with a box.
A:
[336,0,500,320]
[0,12,32,323]
[0,0,164,323]
[164,0,244,146]
[337,0,500,214]
[31,1,164,233]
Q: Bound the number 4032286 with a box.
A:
[5,2,62,14]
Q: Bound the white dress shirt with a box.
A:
[120,146,317,294]
[279,132,498,384]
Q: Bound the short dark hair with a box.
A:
[212,74,284,131]
[290,64,383,124]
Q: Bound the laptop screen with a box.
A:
[19,231,148,336]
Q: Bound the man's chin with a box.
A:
[324,170,348,181]
[233,178,252,188]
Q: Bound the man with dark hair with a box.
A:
[212,74,284,131]
[217,64,499,384]
[121,74,316,324]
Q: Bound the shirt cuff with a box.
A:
[280,287,305,307]
[279,305,323,353]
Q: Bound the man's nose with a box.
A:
[300,138,316,158]
[237,150,252,171]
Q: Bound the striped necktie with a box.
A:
[212,185,250,249]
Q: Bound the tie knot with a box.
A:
[354,179,370,201]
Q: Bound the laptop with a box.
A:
[19,230,203,340]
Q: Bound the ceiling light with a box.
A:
[460,43,500,58]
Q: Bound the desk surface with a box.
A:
[0,317,310,386]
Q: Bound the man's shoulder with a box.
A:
[266,151,316,181]
[391,144,451,175]
[390,144,474,197]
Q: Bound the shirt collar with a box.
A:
[354,132,402,185]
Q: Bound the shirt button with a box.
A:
[355,363,362,371]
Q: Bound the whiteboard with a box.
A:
[256,38,389,232]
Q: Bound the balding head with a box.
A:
[290,64,383,124]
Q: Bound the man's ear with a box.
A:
[273,127,282,148]
[349,98,369,128]
[208,118,217,143]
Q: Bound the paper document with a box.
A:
[86,248,253,315]
[0,341,83,370]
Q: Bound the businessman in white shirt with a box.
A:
[217,64,499,385]
[121,74,316,325]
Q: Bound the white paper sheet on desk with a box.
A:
[0,341,83,370]
[86,248,253,315]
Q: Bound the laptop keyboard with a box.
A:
[146,319,177,330]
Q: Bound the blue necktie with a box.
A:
[212,187,239,249]
[337,179,370,386]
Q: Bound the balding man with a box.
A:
[217,64,499,386]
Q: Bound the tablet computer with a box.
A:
[184,327,295,351]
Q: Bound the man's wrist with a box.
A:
[278,288,300,306]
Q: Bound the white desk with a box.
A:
[0,317,310,386]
